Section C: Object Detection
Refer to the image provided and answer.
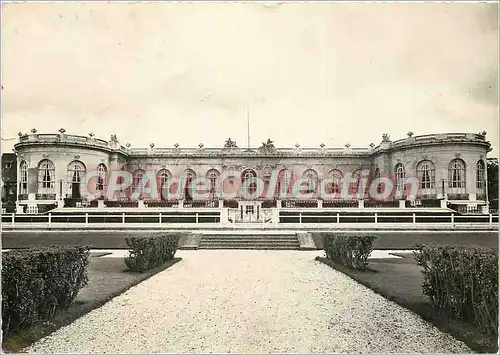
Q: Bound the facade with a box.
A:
[12,129,492,215]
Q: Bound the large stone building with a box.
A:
[11,129,491,215]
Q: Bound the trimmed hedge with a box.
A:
[414,244,498,335]
[323,234,377,270]
[2,246,90,336]
[124,234,180,272]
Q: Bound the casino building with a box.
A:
[10,129,492,218]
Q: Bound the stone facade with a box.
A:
[12,130,492,213]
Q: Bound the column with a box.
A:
[220,208,229,225]
[271,208,280,224]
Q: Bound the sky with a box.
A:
[1,2,499,155]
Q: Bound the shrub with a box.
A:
[124,234,180,272]
[414,244,498,335]
[323,234,377,270]
[2,246,90,336]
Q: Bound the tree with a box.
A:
[487,157,498,203]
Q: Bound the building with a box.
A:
[11,129,492,216]
[1,153,17,213]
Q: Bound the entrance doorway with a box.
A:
[238,201,262,223]
[72,182,81,199]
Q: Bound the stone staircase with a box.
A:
[198,232,301,250]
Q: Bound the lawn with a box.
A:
[312,231,498,250]
[316,253,497,353]
[2,252,182,353]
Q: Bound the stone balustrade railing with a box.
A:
[387,133,487,150]
[16,132,489,157]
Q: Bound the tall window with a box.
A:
[417,160,435,189]
[133,169,146,197]
[302,169,318,194]
[184,169,197,200]
[68,161,86,199]
[349,170,362,196]
[20,161,28,194]
[327,169,343,194]
[476,160,485,189]
[206,169,220,198]
[394,164,405,196]
[96,163,107,191]
[241,169,257,197]
[373,168,382,194]
[38,159,55,193]
[448,159,466,188]
[277,169,292,196]
[157,169,171,200]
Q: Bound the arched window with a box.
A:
[206,169,220,198]
[67,161,86,199]
[20,161,28,195]
[241,169,257,196]
[68,161,86,183]
[96,163,107,191]
[417,160,435,189]
[448,159,466,189]
[302,169,318,194]
[476,160,485,189]
[327,169,343,194]
[394,164,406,195]
[38,159,55,193]
[184,169,197,201]
[157,169,171,200]
[133,169,146,197]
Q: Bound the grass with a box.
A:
[311,231,498,250]
[316,253,497,353]
[2,231,190,249]
[2,253,182,353]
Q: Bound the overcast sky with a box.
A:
[1,2,498,155]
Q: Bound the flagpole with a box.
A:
[247,104,250,149]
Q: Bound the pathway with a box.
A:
[26,250,469,353]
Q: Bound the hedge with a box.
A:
[323,234,377,270]
[124,234,180,272]
[2,246,90,336]
[414,244,498,335]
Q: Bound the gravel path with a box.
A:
[26,251,469,353]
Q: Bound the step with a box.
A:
[199,245,299,250]
[202,237,298,242]
[199,244,300,248]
